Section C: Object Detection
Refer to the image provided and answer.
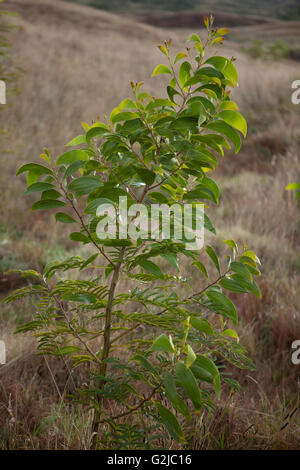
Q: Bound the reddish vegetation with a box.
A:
[0,272,25,293]
[136,11,273,29]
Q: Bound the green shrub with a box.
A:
[3,16,261,449]
[242,39,290,61]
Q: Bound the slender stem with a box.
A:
[57,179,114,266]
[98,383,162,424]
[91,247,125,448]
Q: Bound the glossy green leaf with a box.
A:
[17,163,53,176]
[191,355,220,397]
[164,372,191,419]
[86,125,109,146]
[205,56,238,85]
[185,344,196,368]
[206,289,238,325]
[25,182,54,194]
[152,64,172,76]
[68,176,102,196]
[55,212,76,224]
[206,120,242,153]
[175,362,202,411]
[217,110,247,137]
[69,232,90,243]
[206,245,220,273]
[65,134,86,147]
[156,403,184,442]
[149,334,175,354]
[140,259,164,278]
[190,316,214,335]
[31,199,67,211]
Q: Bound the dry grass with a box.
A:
[0,0,299,449]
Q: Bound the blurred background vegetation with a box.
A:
[70,0,300,20]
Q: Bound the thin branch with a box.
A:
[58,180,114,266]
[98,383,162,424]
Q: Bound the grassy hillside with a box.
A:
[69,0,300,21]
[0,0,300,449]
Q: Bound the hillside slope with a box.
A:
[69,0,300,21]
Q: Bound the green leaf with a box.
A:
[41,189,61,200]
[111,111,139,124]
[149,334,175,354]
[191,355,220,397]
[186,33,201,43]
[63,293,96,303]
[25,182,54,194]
[148,192,169,204]
[80,253,98,270]
[204,213,216,235]
[186,344,196,368]
[192,260,208,278]
[146,98,175,110]
[140,259,164,279]
[86,125,109,146]
[16,163,53,176]
[206,245,220,274]
[223,239,238,254]
[152,64,172,76]
[55,212,76,224]
[230,274,262,298]
[206,120,242,153]
[64,160,85,178]
[174,52,188,64]
[190,316,214,335]
[206,289,238,325]
[230,261,252,282]
[65,134,86,147]
[175,362,202,411]
[219,277,248,294]
[205,56,238,85]
[135,167,156,186]
[68,176,102,196]
[85,197,115,215]
[63,293,96,304]
[69,232,90,243]
[223,328,239,341]
[169,116,198,133]
[31,199,67,211]
[56,150,89,166]
[167,85,181,103]
[286,183,300,191]
[55,346,81,356]
[160,253,179,271]
[164,372,190,419]
[217,110,247,137]
[179,61,192,89]
[156,403,184,442]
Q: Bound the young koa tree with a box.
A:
[4,16,261,448]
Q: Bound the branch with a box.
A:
[58,180,114,266]
[98,382,162,424]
